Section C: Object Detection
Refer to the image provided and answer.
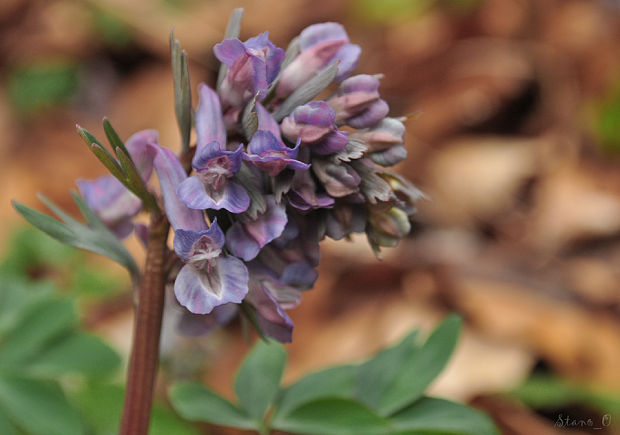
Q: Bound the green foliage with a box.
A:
[0,274,120,434]
[512,374,620,418]
[591,81,620,154]
[75,382,199,435]
[234,339,287,421]
[170,315,499,434]
[12,192,139,280]
[7,62,79,114]
[0,227,197,434]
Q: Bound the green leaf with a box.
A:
[375,315,462,416]
[276,365,359,418]
[234,339,287,421]
[26,332,120,377]
[12,196,139,279]
[103,118,131,159]
[273,60,339,121]
[8,62,78,113]
[0,274,54,336]
[272,397,390,435]
[0,375,85,435]
[356,329,419,412]
[0,405,17,435]
[0,297,76,368]
[169,382,255,430]
[76,382,199,435]
[389,397,499,435]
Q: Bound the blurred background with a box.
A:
[2,0,620,433]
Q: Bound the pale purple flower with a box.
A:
[246,278,294,343]
[280,101,348,155]
[226,195,287,261]
[243,131,309,176]
[77,129,158,238]
[215,32,285,108]
[174,219,249,314]
[350,117,407,166]
[327,74,389,128]
[276,22,360,98]
[287,169,334,210]
[176,142,250,213]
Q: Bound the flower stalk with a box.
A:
[119,212,170,435]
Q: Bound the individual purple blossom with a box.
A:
[215,32,285,109]
[287,169,334,210]
[246,278,294,343]
[276,22,361,98]
[244,131,309,176]
[350,117,407,166]
[225,195,287,261]
[280,101,348,155]
[77,129,158,238]
[176,142,250,213]
[311,159,361,198]
[327,74,389,128]
[174,219,249,314]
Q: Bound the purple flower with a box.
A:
[244,131,309,176]
[246,278,294,343]
[276,22,361,98]
[77,130,158,238]
[174,219,249,314]
[176,142,250,213]
[312,159,361,197]
[280,101,348,155]
[327,74,389,128]
[350,117,407,166]
[226,195,288,261]
[215,32,285,108]
[287,169,334,210]
[151,145,207,232]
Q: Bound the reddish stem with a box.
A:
[119,214,170,435]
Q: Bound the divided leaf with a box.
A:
[234,339,286,421]
[170,382,255,430]
[374,315,462,416]
[390,397,500,435]
[275,364,359,418]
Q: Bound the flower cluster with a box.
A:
[78,22,422,342]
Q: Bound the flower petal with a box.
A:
[125,129,158,181]
[174,256,249,314]
[152,145,207,231]
[246,280,293,343]
[173,220,225,261]
[196,83,226,150]
[334,43,361,81]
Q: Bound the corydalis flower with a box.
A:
[226,195,287,261]
[176,84,250,213]
[327,74,389,129]
[174,220,249,314]
[77,129,158,238]
[277,22,360,98]
[244,131,309,176]
[177,142,250,213]
[281,101,348,155]
[215,32,285,108]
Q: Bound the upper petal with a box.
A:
[152,145,207,231]
[196,83,226,150]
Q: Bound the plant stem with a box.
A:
[119,213,170,435]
